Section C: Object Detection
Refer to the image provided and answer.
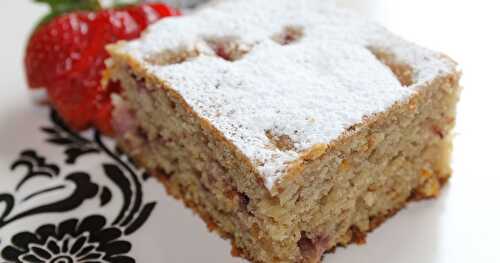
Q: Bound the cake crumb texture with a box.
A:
[110,67,460,263]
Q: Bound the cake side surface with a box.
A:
[108,0,457,191]
[108,59,460,263]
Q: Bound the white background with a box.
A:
[1,0,500,262]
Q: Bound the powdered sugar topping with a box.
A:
[112,0,456,191]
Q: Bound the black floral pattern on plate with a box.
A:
[2,215,133,263]
[0,110,156,263]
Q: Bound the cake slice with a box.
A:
[107,0,461,262]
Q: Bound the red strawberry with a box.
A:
[25,0,180,134]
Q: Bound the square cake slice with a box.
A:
[107,0,461,262]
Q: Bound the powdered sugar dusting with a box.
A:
[112,0,456,191]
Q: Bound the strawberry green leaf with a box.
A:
[34,0,102,27]
[35,0,102,13]
[98,0,141,9]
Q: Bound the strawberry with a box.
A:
[25,0,180,134]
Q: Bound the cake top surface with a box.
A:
[112,0,456,191]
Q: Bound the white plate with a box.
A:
[1,1,499,262]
